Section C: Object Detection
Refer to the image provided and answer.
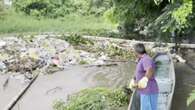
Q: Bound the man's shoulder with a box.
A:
[143,54,153,61]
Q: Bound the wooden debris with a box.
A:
[3,74,39,110]
[84,63,118,68]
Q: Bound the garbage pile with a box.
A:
[0,35,116,76]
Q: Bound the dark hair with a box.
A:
[133,43,147,54]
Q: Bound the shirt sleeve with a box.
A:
[143,58,153,71]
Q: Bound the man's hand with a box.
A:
[137,67,154,89]
[129,79,138,90]
[138,76,148,89]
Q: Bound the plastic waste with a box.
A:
[0,61,6,71]
[0,40,6,48]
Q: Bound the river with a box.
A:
[172,63,195,110]
[10,62,135,110]
[1,54,195,110]
[171,48,195,110]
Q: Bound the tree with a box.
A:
[12,0,112,18]
[0,0,6,19]
[105,0,194,40]
[152,0,193,34]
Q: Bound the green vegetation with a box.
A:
[0,1,3,13]
[105,44,136,60]
[61,34,137,60]
[187,90,195,107]
[104,0,194,40]
[13,0,112,18]
[79,60,88,65]
[0,0,194,40]
[151,0,193,35]
[62,34,94,46]
[0,11,115,34]
[0,0,115,35]
[102,44,155,60]
[53,87,129,110]
[0,0,6,19]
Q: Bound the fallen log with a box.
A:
[84,63,118,68]
[103,59,128,62]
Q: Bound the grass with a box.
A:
[53,87,129,110]
[187,89,195,106]
[0,10,116,34]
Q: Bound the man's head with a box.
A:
[133,43,146,57]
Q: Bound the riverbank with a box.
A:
[2,58,195,110]
[1,34,195,110]
[0,34,135,109]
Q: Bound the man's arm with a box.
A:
[145,67,155,79]
[138,59,154,89]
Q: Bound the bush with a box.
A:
[0,1,6,19]
[12,0,112,18]
[53,87,129,110]
[62,34,94,46]
[81,29,120,38]
[13,0,75,18]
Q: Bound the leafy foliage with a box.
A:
[7,0,195,40]
[0,1,3,12]
[104,0,161,35]
[53,87,129,110]
[12,0,112,18]
[172,0,193,30]
[105,0,194,39]
[151,0,193,34]
[187,89,195,107]
[62,34,94,46]
[105,44,136,60]
[81,29,120,38]
[13,0,75,18]
[0,0,6,19]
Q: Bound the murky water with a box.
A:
[0,74,28,110]
[84,61,135,88]
[171,48,195,110]
[9,62,135,110]
[172,63,195,110]
[1,53,195,110]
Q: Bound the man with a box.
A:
[129,43,159,110]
